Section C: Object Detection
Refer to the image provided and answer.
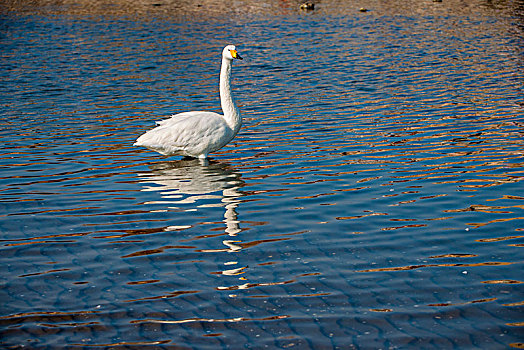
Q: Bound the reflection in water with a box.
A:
[138,158,247,277]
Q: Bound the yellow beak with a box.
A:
[231,49,243,60]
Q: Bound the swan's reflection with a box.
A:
[138,158,247,283]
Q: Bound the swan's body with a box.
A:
[134,45,243,159]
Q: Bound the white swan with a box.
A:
[134,45,243,159]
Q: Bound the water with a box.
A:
[1,0,523,348]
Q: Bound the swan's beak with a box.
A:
[231,50,243,60]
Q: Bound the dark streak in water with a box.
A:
[358,261,515,273]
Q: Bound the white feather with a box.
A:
[134,45,243,159]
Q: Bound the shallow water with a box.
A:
[1,0,523,348]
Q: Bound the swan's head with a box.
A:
[223,45,243,61]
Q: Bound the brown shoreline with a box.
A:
[2,0,522,20]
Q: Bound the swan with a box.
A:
[134,45,243,159]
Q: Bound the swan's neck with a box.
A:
[220,58,241,133]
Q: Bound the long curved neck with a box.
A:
[220,58,241,133]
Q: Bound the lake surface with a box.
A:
[1,0,523,348]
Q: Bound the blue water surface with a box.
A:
[1,0,523,348]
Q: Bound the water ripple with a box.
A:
[1,2,523,348]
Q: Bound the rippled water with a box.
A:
[1,0,523,348]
